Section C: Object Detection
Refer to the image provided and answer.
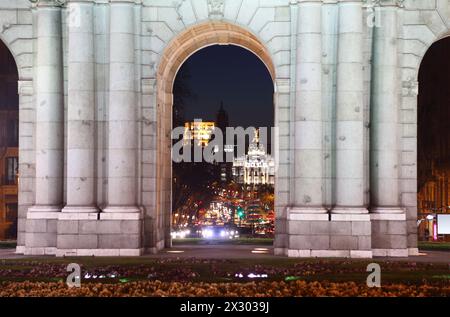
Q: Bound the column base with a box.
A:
[332,207,369,214]
[28,205,61,215]
[371,207,405,214]
[61,206,99,213]
[288,207,329,221]
[60,206,99,221]
[288,207,328,214]
[103,206,141,213]
[331,207,370,221]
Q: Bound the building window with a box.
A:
[5,157,18,185]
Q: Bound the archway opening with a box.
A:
[155,22,277,249]
[417,36,450,242]
[171,45,275,246]
[0,40,19,241]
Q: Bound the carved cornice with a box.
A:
[29,0,66,7]
[363,0,405,7]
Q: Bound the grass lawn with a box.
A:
[0,241,16,249]
[418,241,450,251]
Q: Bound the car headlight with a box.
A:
[202,229,213,238]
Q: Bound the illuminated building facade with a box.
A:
[184,119,215,147]
[233,130,275,186]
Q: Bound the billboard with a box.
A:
[437,214,450,234]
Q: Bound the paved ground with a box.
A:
[1,245,449,263]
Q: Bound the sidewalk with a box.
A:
[1,245,449,263]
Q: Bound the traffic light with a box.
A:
[237,206,244,219]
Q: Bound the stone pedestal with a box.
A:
[285,208,372,258]
[56,212,143,257]
[370,209,408,257]
[25,208,58,255]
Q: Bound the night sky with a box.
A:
[174,45,274,128]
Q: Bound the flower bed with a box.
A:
[0,280,449,297]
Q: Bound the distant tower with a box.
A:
[216,101,229,132]
[215,101,231,182]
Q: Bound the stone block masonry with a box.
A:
[284,210,373,258]
[56,213,143,257]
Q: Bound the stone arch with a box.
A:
[409,28,450,82]
[0,30,33,81]
[418,34,450,74]
[153,21,279,248]
[157,21,276,92]
[0,37,19,79]
[398,23,450,251]
[417,34,450,78]
[416,34,450,235]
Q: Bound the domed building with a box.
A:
[233,129,275,187]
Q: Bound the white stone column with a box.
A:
[334,1,367,213]
[321,2,339,208]
[104,1,139,213]
[292,0,326,213]
[370,5,403,214]
[62,1,98,213]
[29,1,64,213]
